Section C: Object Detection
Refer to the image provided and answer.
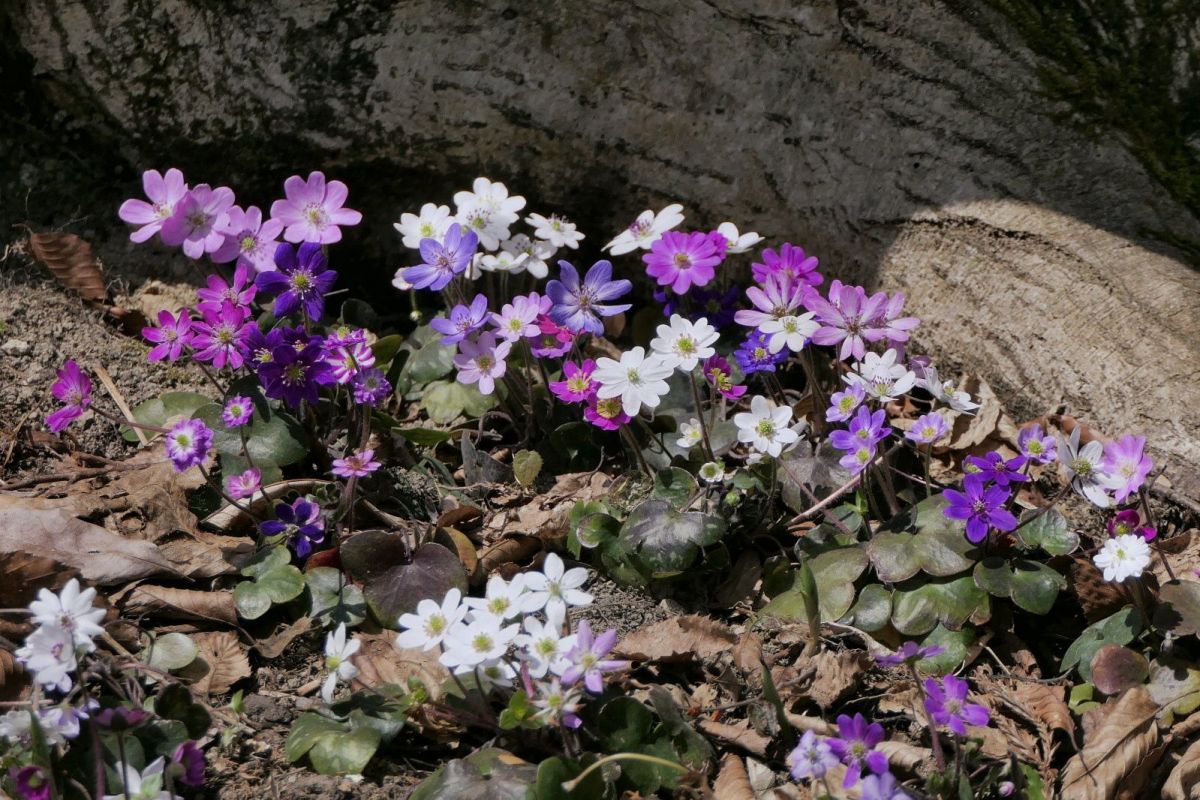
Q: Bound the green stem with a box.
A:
[688,370,715,461]
[562,752,689,792]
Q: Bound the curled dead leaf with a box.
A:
[698,719,770,757]
[1164,737,1200,800]
[477,534,541,575]
[0,649,29,703]
[350,632,447,702]
[187,631,251,696]
[1060,686,1161,800]
[713,753,755,800]
[253,616,313,660]
[26,230,107,301]
[123,585,238,627]
[804,649,869,710]
[617,615,736,663]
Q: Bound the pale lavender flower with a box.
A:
[160,184,236,259]
[1018,424,1057,465]
[491,292,548,341]
[118,168,188,243]
[827,383,867,423]
[402,223,479,291]
[788,730,838,781]
[270,171,362,244]
[1102,435,1153,504]
[213,205,284,272]
[165,419,213,472]
[454,332,512,395]
[806,280,887,361]
[560,620,629,693]
[905,412,948,445]
[332,449,381,478]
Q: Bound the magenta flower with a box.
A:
[923,674,989,735]
[325,341,375,384]
[10,764,51,800]
[826,713,889,787]
[734,273,808,331]
[454,332,511,395]
[943,474,1017,544]
[491,292,546,341]
[550,360,598,404]
[191,302,255,370]
[964,451,1028,487]
[529,315,575,358]
[1102,435,1153,504]
[352,367,391,407]
[806,281,887,361]
[702,355,747,401]
[432,294,491,344]
[196,263,257,313]
[584,395,631,430]
[170,740,207,788]
[222,395,254,427]
[751,242,823,288]
[118,168,189,243]
[1018,424,1058,465]
[332,448,382,478]
[401,223,478,291]
[256,242,339,321]
[270,171,362,244]
[46,360,93,432]
[165,418,213,472]
[875,641,946,667]
[226,468,261,499]
[559,620,629,693]
[1107,508,1156,541]
[643,231,722,294]
[213,205,284,272]
[160,184,236,259]
[546,259,632,334]
[905,411,948,445]
[142,309,194,362]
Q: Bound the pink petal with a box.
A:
[119,199,158,225]
[323,180,349,210]
[142,169,166,203]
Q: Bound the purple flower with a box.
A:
[170,740,206,788]
[226,468,261,499]
[213,205,284,271]
[246,327,285,370]
[643,231,722,294]
[546,259,632,335]
[258,333,334,409]
[905,413,948,446]
[875,641,947,667]
[872,292,920,351]
[352,367,391,407]
[943,474,1018,544]
[1108,509,1156,541]
[752,242,823,288]
[432,294,491,344]
[584,395,631,430]
[260,497,325,558]
[530,315,575,358]
[256,242,338,321]
[787,730,838,781]
[923,674,990,736]
[827,383,867,423]
[325,340,375,385]
[703,355,747,400]
[10,765,50,800]
[860,772,909,800]
[191,301,255,370]
[560,620,629,693]
[826,713,889,787]
[805,281,888,362]
[196,263,257,312]
[454,332,511,395]
[652,286,682,318]
[119,168,189,243]
[165,418,213,472]
[160,184,236,259]
[491,293,547,341]
[270,171,362,244]
[1102,435,1153,504]
[92,707,150,730]
[222,395,254,427]
[332,448,381,478]
[734,330,788,374]
[142,309,194,363]
[402,223,478,291]
[964,451,1028,487]
[550,360,598,404]
[1018,424,1058,465]
[690,285,741,329]
[326,325,368,348]
[46,360,93,433]
[830,406,891,453]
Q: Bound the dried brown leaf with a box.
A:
[713,753,755,800]
[1164,738,1200,800]
[27,231,107,302]
[156,529,252,579]
[1007,680,1076,738]
[189,631,251,696]
[1071,557,1132,623]
[733,632,764,675]
[0,649,29,703]
[877,741,933,775]
[0,552,79,638]
[617,615,736,663]
[477,534,542,575]
[698,719,770,757]
[1060,687,1161,800]
[123,585,237,627]
[351,632,447,702]
[100,450,205,542]
[253,616,313,659]
[943,375,1003,452]
[1150,531,1200,586]
[805,650,868,710]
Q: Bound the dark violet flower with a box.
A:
[118,168,188,244]
[325,340,375,385]
[788,730,838,781]
[431,293,491,344]
[826,712,889,787]
[170,740,207,788]
[1102,434,1154,505]
[142,309,194,363]
[246,326,284,370]
[905,411,948,446]
[751,242,823,288]
[830,406,891,453]
[875,641,946,667]
[691,284,741,329]
[160,183,236,258]
[560,620,629,693]
[401,223,478,291]
[1018,423,1057,465]
[1108,508,1156,541]
[943,474,1017,544]
[546,259,632,335]
[584,395,631,430]
[196,263,257,312]
[190,301,256,370]
[806,280,887,362]
[643,230,722,295]
[46,360,93,433]
[530,314,575,358]
[92,707,150,731]
[213,204,284,272]
[270,170,362,245]
[256,242,338,321]
[352,367,391,407]
[260,497,325,558]
[257,335,333,409]
[226,468,261,499]
[222,395,254,427]
[964,451,1028,487]
[859,772,909,800]
[165,418,213,472]
[734,330,788,374]
[923,674,990,736]
[827,383,866,423]
[549,360,597,404]
[10,764,50,800]
[703,355,747,400]
[332,448,381,478]
[652,286,683,318]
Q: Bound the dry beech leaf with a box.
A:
[943,375,1003,452]
[253,616,313,660]
[156,529,253,579]
[350,632,447,702]
[1060,686,1161,800]
[27,230,107,302]
[0,650,29,703]
[877,741,932,775]
[100,450,205,542]
[123,585,237,627]
[713,753,755,800]
[1164,737,1200,800]
[617,615,736,663]
[1070,557,1132,623]
[733,632,764,675]
[0,552,78,638]
[805,650,869,710]
[1150,531,1200,586]
[698,718,770,757]
[477,534,541,575]
[980,675,1076,739]
[189,631,251,696]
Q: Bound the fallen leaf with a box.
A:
[805,650,868,710]
[99,450,205,542]
[698,719,771,757]
[1060,686,1161,800]
[350,632,447,702]
[253,616,313,660]
[189,631,251,696]
[942,375,1004,452]
[732,632,764,675]
[0,552,78,638]
[713,753,755,800]
[617,615,736,663]
[1164,737,1200,800]
[122,585,237,627]
[27,230,107,301]
[0,649,29,703]
[1150,531,1200,587]
[477,534,541,575]
[156,529,253,579]
[1070,557,1132,623]
[876,741,933,775]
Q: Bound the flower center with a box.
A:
[426,614,447,636]
[291,271,313,292]
[675,336,696,355]
[972,499,988,514]
[472,633,494,653]
[567,376,590,392]
[419,222,435,237]
[597,398,623,419]
[626,368,641,384]
[1027,440,1044,455]
[756,420,776,438]
[673,252,692,268]
[536,639,557,657]
[304,204,329,228]
[187,210,207,230]
[487,597,509,615]
[628,219,650,237]
[477,355,495,371]
[240,234,257,252]
[1072,457,1093,477]
[753,347,768,361]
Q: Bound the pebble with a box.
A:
[1,339,31,355]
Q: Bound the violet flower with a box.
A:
[170,740,206,788]
[830,405,891,452]
[546,259,632,334]
[643,231,722,294]
[226,468,261,499]
[875,641,946,667]
[160,184,236,259]
[549,360,598,404]
[332,449,381,478]
[703,355,747,400]
[871,292,920,351]
[432,294,491,344]
[787,730,838,781]
[190,301,255,370]
[246,327,285,370]
[826,712,889,787]
[560,620,629,693]
[257,333,334,409]
[806,280,887,361]
[256,242,338,321]
[827,383,867,423]
[690,285,741,329]
[46,360,93,433]
[260,497,325,558]
[652,286,682,318]
[964,451,1028,487]
[734,330,788,374]
[1102,434,1153,504]
[859,772,909,800]
[905,411,948,445]
[213,205,284,272]
[1018,424,1057,465]
[352,367,391,407]
[9,764,50,800]
[142,309,194,363]
[270,171,362,244]
[942,474,1017,544]
[401,223,478,291]
[165,418,213,472]
[584,395,631,430]
[454,332,511,395]
[923,674,990,735]
[118,167,189,243]
[222,395,254,427]
[325,340,375,385]
[751,242,823,288]
[196,263,257,312]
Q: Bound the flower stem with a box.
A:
[561,752,689,792]
[688,370,715,461]
[908,663,946,771]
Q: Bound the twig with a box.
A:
[93,363,146,445]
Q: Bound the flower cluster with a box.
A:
[13,578,105,695]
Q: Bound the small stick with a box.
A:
[93,363,147,445]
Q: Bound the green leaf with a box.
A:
[1061,606,1143,681]
[972,557,1066,614]
[371,334,404,367]
[891,574,991,636]
[513,450,543,488]
[233,581,272,620]
[571,511,621,554]
[618,498,725,577]
[394,427,453,446]
[219,453,282,486]
[193,403,309,466]
[306,567,367,628]
[778,444,853,513]
[422,379,497,424]
[648,686,714,769]
[122,391,212,442]
[1147,656,1200,723]
[155,684,211,739]
[498,690,538,730]
[286,712,381,775]
[409,755,538,800]
[1015,508,1079,556]
[1155,580,1200,639]
[761,546,870,623]
[257,564,306,603]
[286,712,345,762]
[235,546,305,620]
[846,583,892,632]
[869,526,979,583]
[398,324,457,390]
[652,467,698,510]
[143,632,198,672]
[1069,683,1100,714]
[598,696,655,751]
[918,624,976,675]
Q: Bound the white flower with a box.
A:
[760,312,819,354]
[521,553,593,616]
[16,623,77,692]
[502,234,557,278]
[103,757,170,800]
[846,349,917,403]
[526,213,585,249]
[734,395,800,458]
[919,365,979,414]
[396,588,467,651]
[439,614,519,668]
[716,222,763,254]
[516,605,575,679]
[0,708,66,747]
[39,699,97,740]
[698,460,731,484]
[478,249,529,273]
[465,574,528,621]
[321,623,362,703]
[1093,534,1152,582]
[391,268,414,291]
[593,347,675,417]
[604,204,685,255]
[649,315,719,372]
[29,578,106,652]
[676,419,704,450]
[456,656,518,690]
[1058,426,1122,508]
[532,678,585,725]
[454,177,526,250]
[393,202,452,249]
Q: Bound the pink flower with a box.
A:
[190,302,255,370]
[160,184,236,259]
[226,468,261,499]
[222,395,254,427]
[734,273,808,330]
[195,263,257,313]
[751,242,823,288]
[332,449,382,478]
[584,395,631,430]
[530,315,575,358]
[46,360,92,433]
[326,341,375,385]
[1102,435,1153,504]
[270,171,362,244]
[702,355,747,400]
[643,231,722,294]
[454,332,512,395]
[1107,509,1157,541]
[550,360,598,403]
[212,205,284,272]
[142,309,194,362]
[119,168,189,243]
[806,280,888,361]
